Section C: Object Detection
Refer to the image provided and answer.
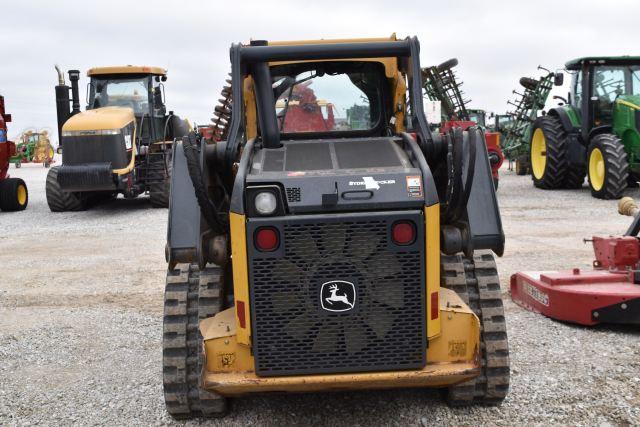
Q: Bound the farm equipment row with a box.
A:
[2,32,638,423]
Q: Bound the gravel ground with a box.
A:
[1,163,639,426]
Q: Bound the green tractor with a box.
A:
[531,57,640,199]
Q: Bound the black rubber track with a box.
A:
[45,166,86,212]
[588,133,629,199]
[0,177,28,211]
[163,263,227,419]
[530,115,568,189]
[440,252,510,406]
[149,150,172,208]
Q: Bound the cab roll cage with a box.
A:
[223,37,436,168]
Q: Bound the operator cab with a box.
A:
[566,57,640,129]
[86,66,169,145]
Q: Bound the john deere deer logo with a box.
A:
[320,280,356,312]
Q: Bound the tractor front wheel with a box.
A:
[0,178,28,211]
[530,116,567,189]
[587,134,628,199]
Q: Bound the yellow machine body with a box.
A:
[199,36,483,396]
[61,107,137,175]
[201,288,480,395]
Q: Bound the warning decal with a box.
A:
[406,175,423,198]
[524,283,549,306]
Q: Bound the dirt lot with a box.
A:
[1,164,639,426]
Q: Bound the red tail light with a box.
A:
[392,221,416,245]
[255,227,279,251]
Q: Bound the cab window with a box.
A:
[271,62,384,135]
[90,77,150,115]
[592,67,625,124]
[571,71,582,110]
[593,67,625,103]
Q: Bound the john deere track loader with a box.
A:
[530,56,640,199]
[47,66,189,211]
[163,36,509,418]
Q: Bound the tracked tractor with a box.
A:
[46,66,189,211]
[0,95,28,211]
[530,57,640,199]
[163,36,509,419]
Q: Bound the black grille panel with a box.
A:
[248,212,425,376]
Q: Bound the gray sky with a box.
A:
[2,0,639,141]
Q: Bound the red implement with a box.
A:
[511,234,640,326]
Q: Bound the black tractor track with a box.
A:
[440,252,510,406]
[163,263,227,419]
[148,150,172,208]
[45,166,86,212]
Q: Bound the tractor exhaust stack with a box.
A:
[68,70,81,115]
[54,65,71,147]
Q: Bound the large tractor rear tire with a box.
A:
[530,116,567,189]
[45,166,86,212]
[0,178,28,211]
[163,263,227,419]
[149,150,172,208]
[587,133,628,199]
[441,252,510,406]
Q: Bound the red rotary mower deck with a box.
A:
[511,234,640,326]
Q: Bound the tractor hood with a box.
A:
[246,137,425,214]
[62,106,135,133]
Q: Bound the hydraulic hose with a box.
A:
[442,126,476,224]
[182,133,227,234]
